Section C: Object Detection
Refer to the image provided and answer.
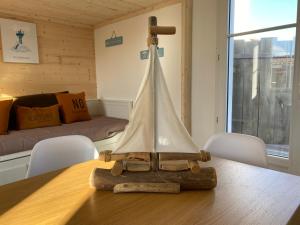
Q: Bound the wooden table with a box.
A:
[0,157,300,225]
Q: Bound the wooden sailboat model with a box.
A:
[90,16,217,193]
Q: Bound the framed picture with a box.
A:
[0,18,39,64]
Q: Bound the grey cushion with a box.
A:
[0,116,128,156]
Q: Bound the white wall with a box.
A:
[95,1,222,148]
[94,4,182,116]
[191,0,219,147]
[215,0,229,134]
[290,1,300,175]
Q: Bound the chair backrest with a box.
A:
[204,133,267,167]
[26,135,99,178]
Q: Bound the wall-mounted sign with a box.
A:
[140,48,164,60]
[105,31,123,47]
[0,18,39,64]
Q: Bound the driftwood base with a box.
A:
[90,167,217,191]
[113,183,180,193]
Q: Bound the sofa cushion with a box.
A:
[9,92,68,130]
[0,100,13,135]
[16,105,61,130]
[56,92,91,124]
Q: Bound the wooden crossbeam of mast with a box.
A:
[147,16,176,47]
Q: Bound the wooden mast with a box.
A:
[147,16,176,171]
[149,16,158,171]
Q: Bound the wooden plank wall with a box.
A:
[0,18,96,99]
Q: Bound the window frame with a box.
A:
[225,0,299,169]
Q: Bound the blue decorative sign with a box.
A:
[140,50,149,60]
[140,48,164,60]
[105,36,123,47]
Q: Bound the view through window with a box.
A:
[227,0,298,158]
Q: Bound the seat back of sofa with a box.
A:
[8,92,132,130]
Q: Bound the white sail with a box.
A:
[113,45,199,153]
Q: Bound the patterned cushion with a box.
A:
[56,92,91,124]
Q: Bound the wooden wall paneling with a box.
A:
[0,0,182,101]
[181,0,193,133]
[94,0,181,28]
[0,19,96,99]
[0,0,177,28]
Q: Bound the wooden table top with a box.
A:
[0,157,300,225]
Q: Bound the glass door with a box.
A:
[227,0,298,158]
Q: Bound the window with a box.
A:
[227,0,298,158]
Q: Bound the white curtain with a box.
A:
[113,45,199,154]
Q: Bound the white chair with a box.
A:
[26,135,99,178]
[204,133,267,167]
